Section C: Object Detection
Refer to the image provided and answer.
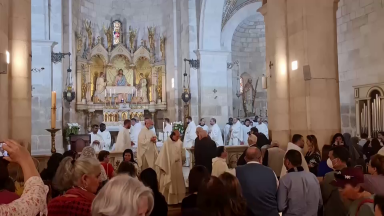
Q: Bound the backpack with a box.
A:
[356,198,374,216]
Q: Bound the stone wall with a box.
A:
[337,0,384,134]
[231,14,266,118]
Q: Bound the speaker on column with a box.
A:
[303,65,311,81]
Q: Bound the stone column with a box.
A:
[0,0,9,141]
[9,0,32,149]
[287,0,340,147]
[259,0,291,147]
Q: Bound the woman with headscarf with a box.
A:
[194,127,217,173]
[78,147,108,186]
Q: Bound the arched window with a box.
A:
[240,77,244,93]
[112,20,122,46]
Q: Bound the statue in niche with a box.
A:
[160,36,166,60]
[94,72,107,102]
[242,78,258,116]
[75,31,84,54]
[113,69,128,102]
[129,26,137,51]
[103,24,113,51]
[137,73,148,103]
[85,20,93,49]
[147,26,155,51]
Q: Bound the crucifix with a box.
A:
[269,61,274,69]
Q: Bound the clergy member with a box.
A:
[229,118,243,146]
[137,119,158,170]
[164,118,173,134]
[183,116,197,166]
[255,118,269,138]
[209,118,223,147]
[130,118,142,146]
[90,124,105,153]
[197,118,209,132]
[242,119,252,145]
[156,130,186,204]
[280,134,309,177]
[145,117,156,135]
[98,123,111,151]
[224,117,233,145]
[114,119,133,152]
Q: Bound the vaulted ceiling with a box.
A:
[222,0,261,29]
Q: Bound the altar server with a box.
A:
[114,119,133,152]
[255,118,269,138]
[209,118,223,147]
[98,123,111,151]
[223,118,233,145]
[229,118,243,146]
[137,119,158,170]
[197,118,209,132]
[90,124,105,153]
[242,119,252,145]
[164,118,173,133]
[183,116,197,166]
[156,130,186,204]
[130,118,142,146]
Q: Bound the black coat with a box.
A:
[194,137,217,173]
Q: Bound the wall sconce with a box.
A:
[0,51,9,74]
[292,61,298,71]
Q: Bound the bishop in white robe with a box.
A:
[98,123,111,150]
[242,120,252,146]
[137,119,158,171]
[130,119,142,146]
[90,125,105,153]
[229,118,243,146]
[114,120,132,152]
[155,130,186,204]
[209,118,223,147]
[223,118,233,145]
[183,117,197,166]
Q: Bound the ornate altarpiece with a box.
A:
[75,20,166,132]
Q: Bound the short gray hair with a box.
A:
[92,175,154,216]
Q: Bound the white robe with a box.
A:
[242,125,251,145]
[256,122,269,138]
[224,124,232,145]
[164,123,173,133]
[280,142,309,177]
[98,130,111,151]
[114,127,131,152]
[150,126,156,135]
[197,124,208,132]
[183,121,197,166]
[94,77,106,102]
[137,127,158,170]
[212,157,231,177]
[89,133,105,153]
[209,124,223,147]
[155,138,186,204]
[130,123,142,145]
[229,121,242,146]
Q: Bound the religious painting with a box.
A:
[112,20,122,46]
[106,55,133,86]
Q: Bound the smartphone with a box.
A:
[0,142,8,157]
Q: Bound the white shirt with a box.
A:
[115,127,131,152]
[233,161,279,187]
[164,123,173,133]
[130,123,143,145]
[242,125,251,145]
[98,130,112,151]
[183,121,197,148]
[255,122,268,138]
[209,123,223,146]
[197,124,209,132]
[89,133,105,153]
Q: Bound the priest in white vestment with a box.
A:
[114,120,133,152]
[164,118,173,133]
[137,119,158,171]
[156,130,186,204]
[98,123,111,150]
[223,118,233,145]
[90,124,105,153]
[255,118,269,138]
[242,119,252,145]
[280,134,309,177]
[130,118,142,146]
[197,118,209,132]
[229,118,243,146]
[183,116,197,166]
[209,118,223,146]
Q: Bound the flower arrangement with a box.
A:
[65,123,80,138]
[172,121,185,135]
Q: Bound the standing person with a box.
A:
[163,118,173,133]
[364,154,384,195]
[331,133,346,148]
[242,119,252,145]
[278,150,322,215]
[140,168,168,216]
[255,118,268,138]
[237,134,258,166]
[262,142,285,179]
[184,116,197,166]
[218,172,247,216]
[130,118,142,146]
[117,161,137,178]
[137,119,158,171]
[212,146,231,177]
[229,118,243,146]
[156,130,186,204]
[378,132,384,146]
[197,118,209,132]
[317,145,334,180]
[359,133,369,147]
[224,118,233,145]
[194,127,217,173]
[209,118,224,147]
[90,124,105,152]
[305,135,321,176]
[40,153,63,182]
[98,123,111,151]
[115,119,133,151]
[235,147,279,216]
[280,134,309,177]
[98,150,114,179]
[364,138,382,163]
[123,149,139,175]
[321,146,349,216]
[331,168,375,216]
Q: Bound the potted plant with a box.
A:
[65,123,80,144]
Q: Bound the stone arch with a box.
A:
[199,0,226,50]
[367,86,384,98]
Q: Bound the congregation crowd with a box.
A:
[1,116,384,216]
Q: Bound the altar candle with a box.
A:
[51,91,56,129]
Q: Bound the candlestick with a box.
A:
[46,128,60,154]
[51,91,56,129]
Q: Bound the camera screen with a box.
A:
[0,142,8,157]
